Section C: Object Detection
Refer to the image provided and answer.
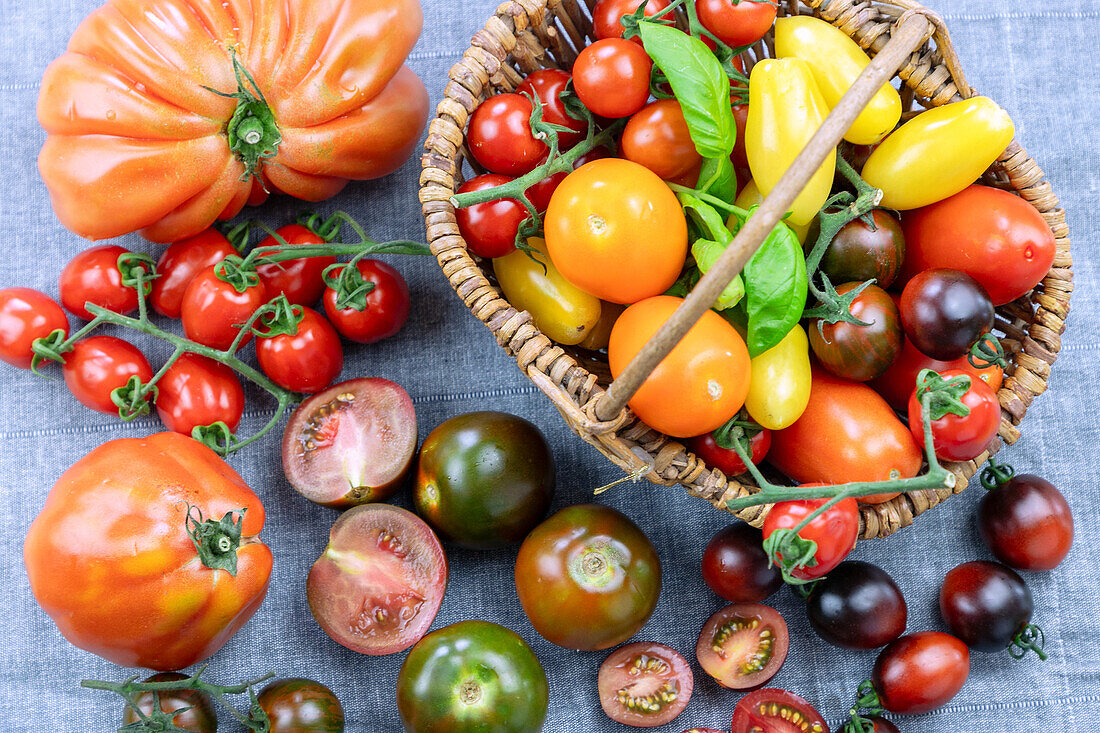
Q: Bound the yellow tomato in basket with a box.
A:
[608,295,750,438]
[862,97,1015,210]
[775,15,903,145]
[493,237,602,346]
[746,59,836,227]
[544,158,688,304]
[743,323,812,431]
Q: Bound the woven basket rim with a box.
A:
[418,0,1074,540]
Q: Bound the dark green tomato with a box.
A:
[397,620,549,733]
[414,411,555,549]
[809,283,903,382]
[121,673,217,733]
[515,503,662,650]
[821,210,906,289]
[257,678,345,733]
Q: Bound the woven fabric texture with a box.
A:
[0,1,1097,730]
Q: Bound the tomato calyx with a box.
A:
[915,368,972,420]
[254,295,305,339]
[979,455,1017,491]
[712,413,763,454]
[761,527,820,586]
[110,373,157,421]
[969,332,1009,370]
[83,668,277,733]
[185,505,249,576]
[841,680,886,733]
[1008,624,1049,661]
[203,51,282,183]
[116,252,158,299]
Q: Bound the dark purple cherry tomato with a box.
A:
[701,522,782,603]
[121,673,217,733]
[598,641,693,727]
[900,268,994,361]
[572,38,653,119]
[731,689,827,733]
[322,259,410,344]
[256,224,336,307]
[455,174,527,259]
[0,288,69,369]
[978,473,1073,571]
[810,282,903,382]
[806,561,907,650]
[59,245,141,320]
[821,210,906,289]
[868,719,900,733]
[689,427,771,477]
[151,230,237,318]
[256,678,345,733]
[468,93,547,176]
[516,69,587,148]
[940,560,1035,653]
[696,604,788,690]
[872,632,970,715]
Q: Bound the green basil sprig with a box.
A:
[679,193,744,310]
[737,208,808,357]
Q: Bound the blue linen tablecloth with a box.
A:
[1,1,1098,730]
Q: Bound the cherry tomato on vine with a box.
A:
[821,210,906,289]
[900,269,995,361]
[939,561,1037,654]
[256,224,336,307]
[155,354,245,436]
[701,522,782,603]
[763,495,860,581]
[689,426,770,477]
[180,268,269,351]
[455,174,528,259]
[468,93,547,176]
[871,632,970,715]
[516,69,587,149]
[150,230,237,318]
[809,282,903,382]
[978,472,1073,571]
[731,689,827,733]
[696,0,778,49]
[322,259,410,344]
[593,0,671,42]
[0,288,69,369]
[609,296,750,438]
[59,245,141,321]
[806,561,907,650]
[622,99,703,181]
[62,336,153,415]
[256,678,345,733]
[870,334,1004,412]
[572,38,653,119]
[909,369,1000,462]
[121,673,217,733]
[256,307,344,394]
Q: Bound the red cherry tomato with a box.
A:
[872,632,970,715]
[593,0,672,42]
[322,260,411,344]
[456,174,528,259]
[468,94,547,176]
[763,494,860,581]
[526,169,568,213]
[256,307,344,394]
[155,353,245,436]
[689,427,771,476]
[870,334,1004,412]
[908,369,1001,462]
[150,230,237,318]
[0,288,69,369]
[59,245,141,321]
[255,225,336,307]
[622,99,703,181]
[180,269,269,351]
[572,39,653,119]
[695,0,778,48]
[516,69,587,149]
[62,336,153,414]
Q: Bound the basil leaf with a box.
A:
[698,155,737,205]
[742,216,808,357]
[678,193,744,310]
[639,22,735,158]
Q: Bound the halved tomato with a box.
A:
[731,689,828,733]
[696,604,788,690]
[598,642,693,727]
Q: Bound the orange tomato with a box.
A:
[769,367,922,493]
[608,295,750,438]
[544,158,688,304]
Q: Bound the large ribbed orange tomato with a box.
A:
[24,432,272,670]
[38,0,429,243]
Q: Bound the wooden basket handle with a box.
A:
[594,9,940,423]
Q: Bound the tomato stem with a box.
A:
[1009,624,1049,661]
[979,455,1016,490]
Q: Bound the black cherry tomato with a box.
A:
[121,673,217,733]
[598,641,693,727]
[809,282,902,382]
[731,688,826,733]
[978,472,1073,571]
[821,210,906,290]
[700,522,782,604]
[872,631,970,715]
[939,560,1036,653]
[806,561,907,650]
[257,678,345,733]
[900,268,994,361]
[696,603,788,690]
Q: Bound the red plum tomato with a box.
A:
[155,353,244,436]
[151,230,237,318]
[573,38,653,119]
[455,174,527,259]
[307,504,447,656]
[701,522,782,603]
[872,632,970,715]
[62,336,153,414]
[59,245,141,320]
[282,378,417,509]
[515,504,661,650]
[255,224,336,307]
[322,259,410,344]
[731,689,827,733]
[256,306,344,394]
[0,288,68,369]
[598,642,693,727]
[696,604,788,690]
[978,473,1073,571]
[468,93,547,176]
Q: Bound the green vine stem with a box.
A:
[980,455,1016,490]
[969,332,1009,370]
[82,666,275,732]
[1009,624,1049,661]
[842,680,886,733]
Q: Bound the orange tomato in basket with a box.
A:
[608,295,750,438]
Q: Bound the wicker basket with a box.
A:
[418,0,1073,539]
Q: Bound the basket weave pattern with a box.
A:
[419,0,1073,539]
